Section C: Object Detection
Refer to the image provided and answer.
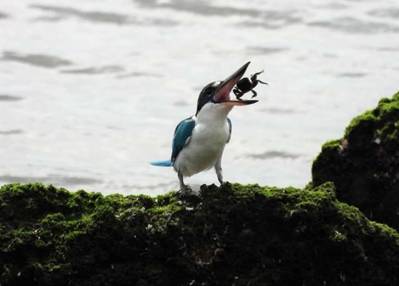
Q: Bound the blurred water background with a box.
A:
[0,0,398,195]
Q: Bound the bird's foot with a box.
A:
[177,185,196,201]
[179,184,192,194]
[220,181,229,188]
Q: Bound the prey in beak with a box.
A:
[213,61,258,106]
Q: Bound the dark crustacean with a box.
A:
[233,70,267,100]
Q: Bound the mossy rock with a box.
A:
[1,183,399,286]
[312,91,399,230]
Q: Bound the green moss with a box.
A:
[313,91,399,230]
[344,94,399,139]
[1,183,399,285]
[345,110,377,137]
[322,139,341,150]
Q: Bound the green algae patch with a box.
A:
[1,183,399,285]
[312,91,399,230]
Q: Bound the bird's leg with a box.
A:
[251,90,257,98]
[178,171,188,191]
[215,158,223,185]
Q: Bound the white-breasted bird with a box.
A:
[151,62,258,190]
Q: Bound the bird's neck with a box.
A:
[196,103,231,127]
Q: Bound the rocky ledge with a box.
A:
[1,182,399,286]
[312,91,399,230]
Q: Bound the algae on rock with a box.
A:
[312,91,399,230]
[1,183,399,286]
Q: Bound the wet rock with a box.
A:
[1,182,399,285]
[312,91,399,230]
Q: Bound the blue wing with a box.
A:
[150,160,172,167]
[171,117,196,162]
[227,117,232,143]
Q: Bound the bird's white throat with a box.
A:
[196,102,232,125]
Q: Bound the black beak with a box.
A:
[213,61,258,106]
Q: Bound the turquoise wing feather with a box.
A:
[150,160,172,167]
[171,117,196,162]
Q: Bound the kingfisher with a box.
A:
[151,62,258,190]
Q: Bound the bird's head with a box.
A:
[196,61,257,115]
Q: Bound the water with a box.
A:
[1,0,398,195]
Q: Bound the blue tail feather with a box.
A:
[150,160,173,167]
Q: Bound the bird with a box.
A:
[151,62,258,191]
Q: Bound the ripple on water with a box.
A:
[368,8,399,20]
[308,16,399,34]
[376,46,399,52]
[315,3,348,10]
[247,150,300,160]
[30,4,178,26]
[0,12,8,19]
[337,72,367,78]
[173,100,190,107]
[258,107,296,114]
[31,4,130,24]
[1,51,73,68]
[134,0,260,17]
[0,174,102,186]
[116,71,162,79]
[61,65,125,75]
[246,46,289,55]
[134,0,303,29]
[0,129,24,135]
[0,95,23,102]
[239,13,303,29]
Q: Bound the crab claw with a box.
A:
[213,62,258,106]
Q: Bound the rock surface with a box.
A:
[1,183,399,286]
[312,91,399,230]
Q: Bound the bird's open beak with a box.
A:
[213,61,258,106]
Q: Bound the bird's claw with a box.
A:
[179,185,192,194]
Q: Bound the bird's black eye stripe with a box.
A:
[196,82,219,115]
[203,86,214,95]
[201,82,219,96]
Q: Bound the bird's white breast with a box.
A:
[174,103,231,177]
